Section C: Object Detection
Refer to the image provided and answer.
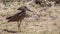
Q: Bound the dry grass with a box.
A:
[0,0,60,34]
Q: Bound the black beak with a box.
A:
[26,7,33,12]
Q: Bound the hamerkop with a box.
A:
[4,6,33,33]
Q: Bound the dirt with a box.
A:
[0,0,60,34]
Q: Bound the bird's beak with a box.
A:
[26,8,33,12]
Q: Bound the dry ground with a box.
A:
[0,0,60,34]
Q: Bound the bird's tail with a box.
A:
[6,16,12,19]
[6,16,12,22]
[4,29,18,33]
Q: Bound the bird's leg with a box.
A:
[17,20,21,32]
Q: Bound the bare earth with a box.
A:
[0,0,60,34]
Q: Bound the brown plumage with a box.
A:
[4,6,32,33]
[6,7,26,22]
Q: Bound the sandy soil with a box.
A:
[0,0,60,34]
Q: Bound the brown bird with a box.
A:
[4,6,33,33]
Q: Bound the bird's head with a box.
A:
[17,6,33,12]
[17,6,27,10]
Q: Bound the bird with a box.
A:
[4,6,33,33]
